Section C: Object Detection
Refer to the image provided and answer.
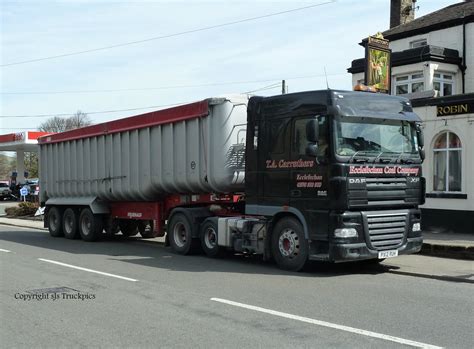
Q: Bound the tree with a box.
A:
[24,152,38,178]
[38,110,92,133]
[0,153,15,180]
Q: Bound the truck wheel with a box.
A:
[104,218,120,236]
[271,217,308,272]
[119,220,138,237]
[168,213,197,255]
[79,208,103,242]
[48,207,64,237]
[200,220,221,257]
[138,221,158,238]
[62,208,79,239]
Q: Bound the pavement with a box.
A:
[0,215,473,284]
[421,231,474,260]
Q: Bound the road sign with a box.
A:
[20,186,29,196]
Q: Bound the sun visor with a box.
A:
[331,90,422,122]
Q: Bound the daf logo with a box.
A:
[409,177,420,183]
[349,178,366,184]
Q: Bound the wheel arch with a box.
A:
[270,211,307,237]
[168,207,212,238]
[245,205,309,240]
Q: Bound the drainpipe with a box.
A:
[462,14,466,94]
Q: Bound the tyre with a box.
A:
[271,217,309,272]
[138,221,158,238]
[168,213,198,255]
[119,220,138,237]
[62,208,79,239]
[48,206,64,237]
[79,208,103,242]
[104,218,120,236]
[200,219,221,257]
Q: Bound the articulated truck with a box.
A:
[39,90,426,271]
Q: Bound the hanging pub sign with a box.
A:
[365,33,391,94]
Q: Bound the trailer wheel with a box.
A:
[169,213,196,255]
[48,207,64,237]
[200,220,221,257]
[119,220,138,237]
[271,217,308,272]
[104,218,120,236]
[138,221,158,239]
[62,208,79,239]
[79,208,103,242]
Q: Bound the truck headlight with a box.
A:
[412,223,421,232]
[334,228,358,238]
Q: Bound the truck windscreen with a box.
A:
[334,118,419,161]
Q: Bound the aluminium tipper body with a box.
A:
[39,96,248,202]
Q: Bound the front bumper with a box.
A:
[309,237,423,262]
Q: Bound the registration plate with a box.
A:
[378,250,398,259]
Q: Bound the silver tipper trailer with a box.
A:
[39,96,248,204]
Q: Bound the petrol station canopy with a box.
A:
[0,131,50,152]
[0,131,51,183]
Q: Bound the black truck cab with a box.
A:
[244,90,425,268]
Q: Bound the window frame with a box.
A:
[291,115,328,157]
[433,71,454,96]
[409,39,427,48]
[432,131,462,193]
[394,71,424,95]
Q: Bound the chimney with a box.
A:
[390,0,416,28]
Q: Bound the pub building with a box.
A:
[348,0,474,234]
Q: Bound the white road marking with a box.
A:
[211,298,442,349]
[0,248,11,253]
[38,258,138,282]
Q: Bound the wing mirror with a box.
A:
[306,119,319,143]
[416,124,424,148]
[306,144,318,157]
[416,124,425,161]
[419,148,425,161]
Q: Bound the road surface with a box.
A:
[1,225,473,348]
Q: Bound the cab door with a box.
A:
[258,117,291,207]
[289,115,330,239]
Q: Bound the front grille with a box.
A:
[365,212,407,250]
[366,177,407,204]
[348,177,421,207]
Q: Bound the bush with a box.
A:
[5,202,38,216]
[5,207,20,216]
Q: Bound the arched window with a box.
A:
[433,131,462,192]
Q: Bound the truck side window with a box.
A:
[293,116,328,157]
[294,119,308,155]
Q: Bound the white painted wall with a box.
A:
[351,72,364,87]
[389,26,463,54]
[414,106,474,212]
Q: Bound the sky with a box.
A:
[0,0,460,134]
